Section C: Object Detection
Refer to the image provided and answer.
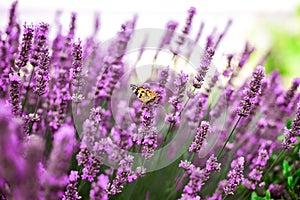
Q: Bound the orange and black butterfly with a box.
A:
[130,84,157,105]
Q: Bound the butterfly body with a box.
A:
[130,84,157,105]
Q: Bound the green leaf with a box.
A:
[286,119,293,129]
[255,197,265,200]
[251,191,258,200]
[292,176,299,188]
[282,160,290,176]
[251,192,266,200]
[288,176,293,189]
[265,190,271,200]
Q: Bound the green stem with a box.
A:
[217,116,242,160]
[264,149,285,177]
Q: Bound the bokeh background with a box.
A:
[1,0,299,85]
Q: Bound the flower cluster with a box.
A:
[223,157,245,195]
[0,3,299,200]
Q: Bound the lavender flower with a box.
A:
[90,174,109,200]
[71,39,85,103]
[268,184,284,198]
[30,23,49,68]
[189,121,210,153]
[223,157,245,195]
[14,24,34,73]
[222,54,234,77]
[62,171,82,200]
[237,65,265,117]
[277,77,300,112]
[43,125,76,200]
[178,154,220,200]
[193,48,215,89]
[0,100,26,199]
[238,42,255,68]
[282,102,300,150]
[109,155,134,195]
[176,7,196,46]
[186,92,208,129]
[21,135,44,200]
[166,71,189,124]
[77,107,105,181]
[8,73,21,116]
[243,149,269,190]
[33,46,50,96]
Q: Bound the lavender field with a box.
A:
[0,1,299,200]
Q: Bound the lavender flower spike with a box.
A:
[33,46,50,96]
[43,125,76,200]
[14,24,34,73]
[223,157,245,195]
[237,65,265,117]
[62,170,82,200]
[282,102,300,150]
[90,174,109,200]
[189,121,210,153]
[178,154,220,200]
[9,73,22,116]
[243,148,269,190]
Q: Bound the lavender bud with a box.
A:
[189,121,210,153]
[223,157,245,195]
[237,65,265,117]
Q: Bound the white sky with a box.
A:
[0,0,299,58]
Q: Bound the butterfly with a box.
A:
[130,84,157,105]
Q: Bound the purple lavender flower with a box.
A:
[238,42,255,68]
[14,24,34,73]
[277,77,300,112]
[243,148,269,190]
[71,39,85,103]
[154,21,178,60]
[8,73,21,116]
[193,48,215,89]
[33,46,50,96]
[90,174,109,200]
[237,65,265,117]
[186,92,208,129]
[0,100,26,199]
[268,184,284,198]
[179,154,220,200]
[94,21,134,102]
[205,70,219,94]
[109,155,134,195]
[43,125,76,200]
[282,102,300,150]
[176,7,196,46]
[77,107,105,181]
[65,12,77,45]
[30,23,49,68]
[222,54,234,77]
[223,157,245,195]
[62,170,82,200]
[166,71,189,124]
[21,135,44,200]
[189,121,210,153]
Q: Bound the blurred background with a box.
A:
[0,0,299,86]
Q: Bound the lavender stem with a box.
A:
[217,116,242,160]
